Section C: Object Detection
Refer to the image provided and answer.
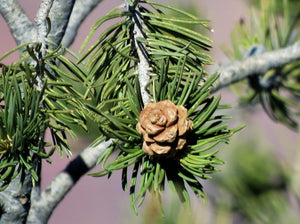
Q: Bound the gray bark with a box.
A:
[212,41,300,92]
[46,0,75,49]
[0,0,36,45]
[62,0,103,47]
[0,171,33,224]
[128,3,152,106]
[26,140,112,224]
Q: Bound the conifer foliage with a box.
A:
[75,1,241,211]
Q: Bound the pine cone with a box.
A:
[136,100,193,156]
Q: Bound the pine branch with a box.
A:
[26,140,112,224]
[212,41,300,93]
[127,2,152,106]
[46,0,75,48]
[0,0,102,49]
[35,0,53,52]
[0,172,33,224]
[0,0,36,45]
[62,0,103,47]
[0,1,108,223]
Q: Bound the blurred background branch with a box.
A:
[213,41,300,92]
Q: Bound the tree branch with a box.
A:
[47,0,76,48]
[0,0,102,49]
[26,140,112,224]
[0,171,32,224]
[0,0,36,45]
[62,0,103,47]
[127,2,152,106]
[212,41,300,93]
[35,0,54,51]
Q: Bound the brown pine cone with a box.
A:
[136,100,193,156]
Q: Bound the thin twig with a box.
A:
[127,2,152,106]
[47,0,76,48]
[212,41,300,93]
[62,0,103,47]
[35,0,54,52]
[27,140,112,224]
[34,0,54,91]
